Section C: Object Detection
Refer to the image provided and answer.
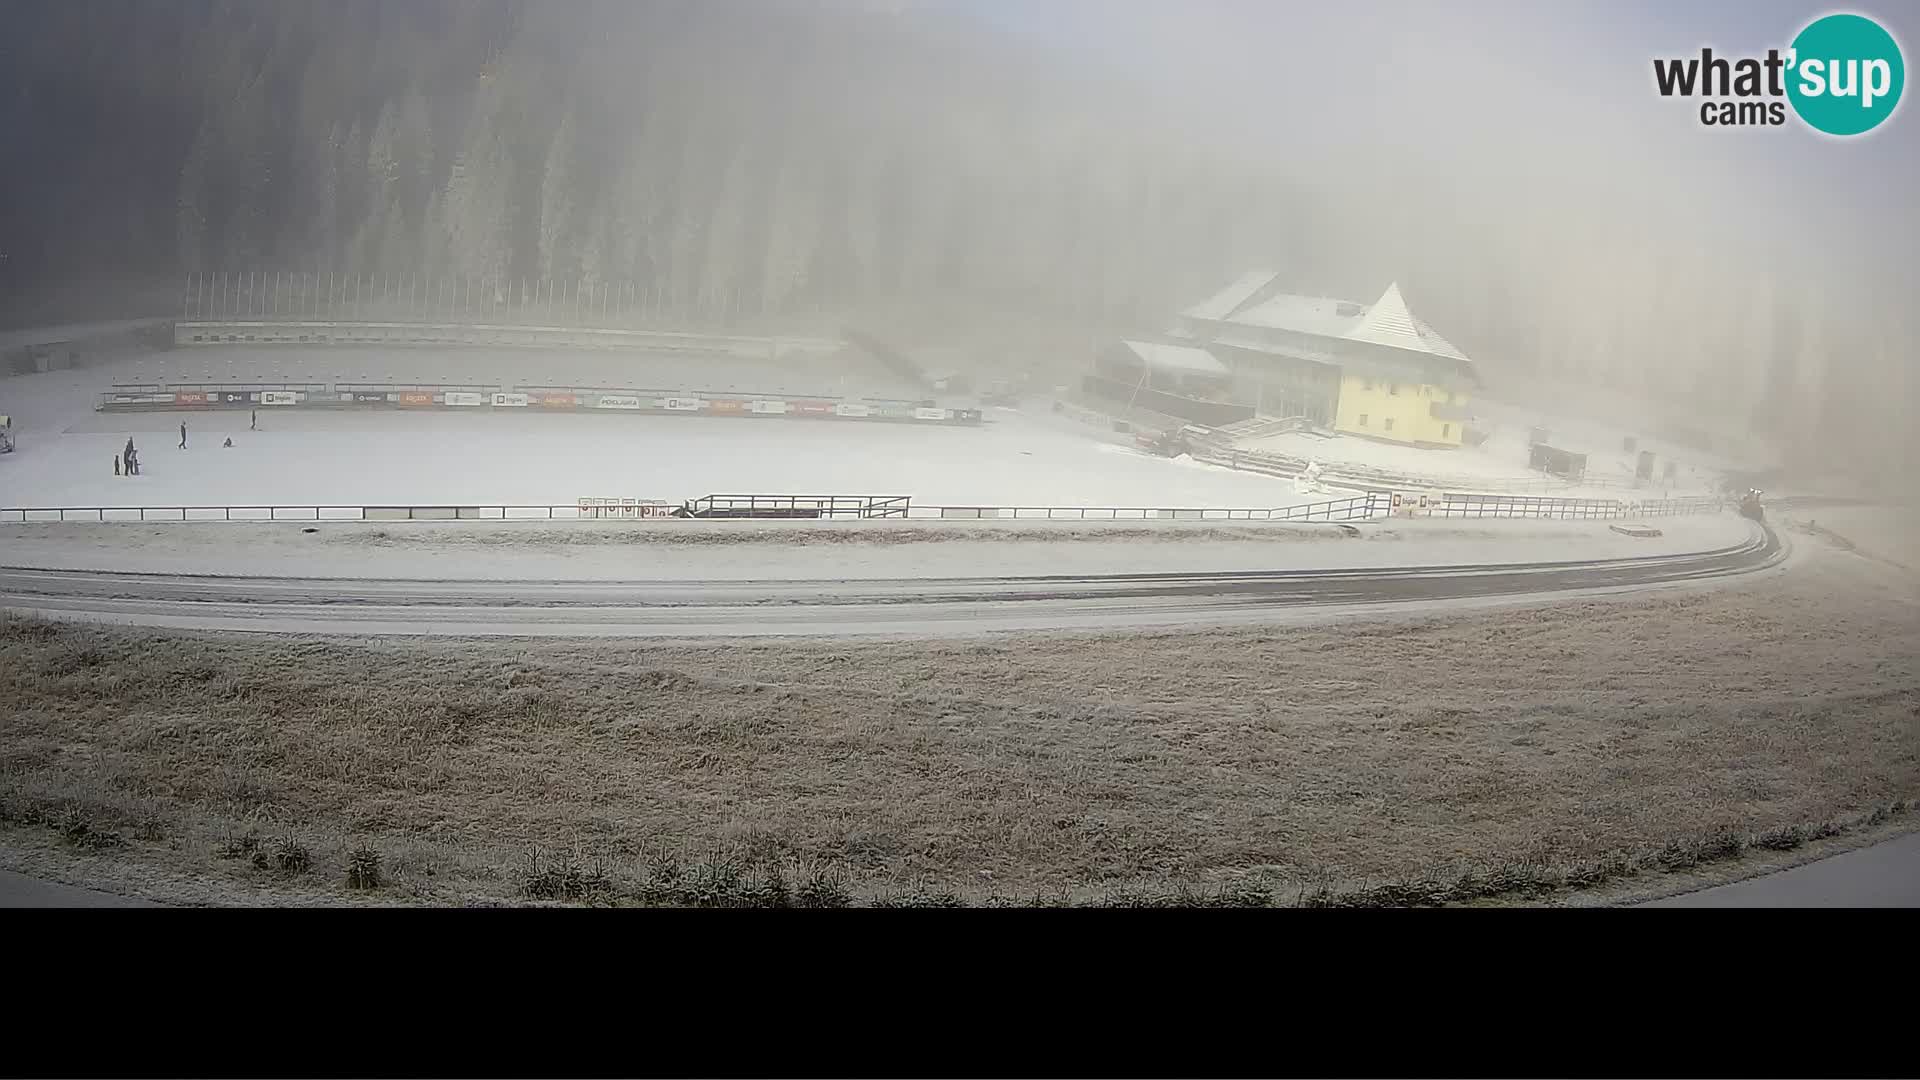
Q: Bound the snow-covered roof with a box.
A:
[1189,278,1474,372]
[1180,270,1282,322]
[1120,340,1228,377]
[1346,283,1470,362]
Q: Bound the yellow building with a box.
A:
[1172,277,1479,448]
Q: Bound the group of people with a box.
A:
[114,420,240,476]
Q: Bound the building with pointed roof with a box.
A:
[1164,272,1480,446]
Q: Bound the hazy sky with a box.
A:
[943,0,1916,283]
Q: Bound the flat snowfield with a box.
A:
[3,349,1320,509]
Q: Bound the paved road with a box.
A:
[1647,832,1920,907]
[0,524,1780,637]
[0,868,163,908]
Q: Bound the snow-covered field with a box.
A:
[1242,424,1727,497]
[1,348,1317,509]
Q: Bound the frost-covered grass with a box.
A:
[2,544,1913,906]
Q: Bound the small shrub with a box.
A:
[520,848,612,902]
[54,808,125,851]
[736,863,791,909]
[678,855,745,907]
[135,815,165,843]
[793,862,852,909]
[346,844,383,890]
[269,835,312,876]
[1755,824,1809,851]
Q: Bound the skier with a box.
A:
[113,454,120,476]
[223,436,233,448]
[126,448,139,476]
[179,421,187,449]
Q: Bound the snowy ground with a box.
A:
[0,515,1753,581]
[2,349,1322,509]
[1241,424,1727,497]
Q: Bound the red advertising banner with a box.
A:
[709,399,744,414]
[398,391,435,406]
[174,391,207,406]
[539,393,576,408]
[796,401,834,416]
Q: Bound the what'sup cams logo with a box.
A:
[1654,12,1904,135]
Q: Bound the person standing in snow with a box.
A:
[178,421,187,449]
[113,454,120,476]
[250,409,257,431]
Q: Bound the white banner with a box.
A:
[596,395,643,410]
[913,406,949,421]
[260,390,299,406]
[835,402,872,418]
[492,392,529,407]
[444,391,486,407]
[657,396,703,412]
[579,497,677,519]
[749,399,789,415]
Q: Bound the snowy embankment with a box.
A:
[0,514,1756,582]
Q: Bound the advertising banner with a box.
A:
[492,392,530,407]
[834,402,872,418]
[218,391,252,404]
[657,396,703,412]
[749,399,789,415]
[260,390,299,406]
[709,399,744,414]
[398,391,435,407]
[796,401,834,416]
[913,406,949,421]
[595,394,643,409]
[174,391,207,406]
[350,391,391,403]
[538,393,576,408]
[951,408,982,425]
[444,391,486,407]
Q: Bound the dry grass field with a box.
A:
[2,526,1915,906]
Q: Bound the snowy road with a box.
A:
[0,522,1780,637]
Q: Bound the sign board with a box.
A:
[578,497,678,519]
[538,393,576,408]
[657,396,702,412]
[350,391,391,403]
[218,391,252,404]
[834,402,872,418]
[443,391,486,407]
[398,391,435,407]
[174,392,207,406]
[595,394,642,410]
[492,392,529,407]
[709,399,744,414]
[260,390,299,406]
[749,399,789,415]
[796,401,834,416]
[913,406,949,421]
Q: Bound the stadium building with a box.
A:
[1092,272,1480,447]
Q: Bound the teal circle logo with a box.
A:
[1786,13,1905,136]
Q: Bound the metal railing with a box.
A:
[0,493,1393,525]
[1430,493,1726,520]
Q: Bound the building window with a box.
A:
[1384,417,1395,432]
[1358,413,1369,427]
[1442,423,1451,439]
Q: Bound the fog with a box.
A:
[1,0,1913,491]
